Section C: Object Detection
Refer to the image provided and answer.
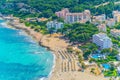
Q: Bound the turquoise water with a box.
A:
[0,20,54,80]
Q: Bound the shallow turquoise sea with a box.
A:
[0,20,54,80]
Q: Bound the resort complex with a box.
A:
[56,8,91,23]
[1,0,120,80]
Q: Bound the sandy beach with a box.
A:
[3,17,109,80]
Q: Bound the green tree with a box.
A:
[78,54,83,63]
[101,48,111,54]
[83,50,92,60]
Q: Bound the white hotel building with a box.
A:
[46,21,64,32]
[113,10,120,22]
[97,24,106,32]
[111,29,120,37]
[92,33,112,49]
[65,10,91,23]
[55,8,91,23]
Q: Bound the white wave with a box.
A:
[18,31,28,36]
[39,77,48,80]
[39,77,45,80]
[0,21,15,30]
[34,51,41,54]
[18,31,36,43]
[47,53,56,80]
[37,53,56,80]
[0,22,7,27]
[0,17,3,20]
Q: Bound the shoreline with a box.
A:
[48,53,56,80]
[1,16,110,80]
[0,18,55,80]
[2,17,60,80]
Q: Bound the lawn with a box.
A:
[103,69,118,77]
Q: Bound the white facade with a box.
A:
[111,29,120,37]
[106,19,115,27]
[65,10,91,23]
[56,9,91,23]
[65,13,83,23]
[113,10,120,22]
[92,33,112,49]
[46,21,64,31]
[55,8,69,19]
[117,54,120,61]
[97,24,106,32]
[92,14,106,24]
[117,66,120,74]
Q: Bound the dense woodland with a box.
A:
[0,0,120,18]
[62,23,98,43]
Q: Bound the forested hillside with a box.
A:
[0,0,120,44]
[0,0,119,18]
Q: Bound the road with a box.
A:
[95,1,120,8]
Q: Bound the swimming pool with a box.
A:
[102,64,111,70]
[91,54,104,59]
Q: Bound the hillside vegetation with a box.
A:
[0,0,119,18]
[0,0,120,44]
